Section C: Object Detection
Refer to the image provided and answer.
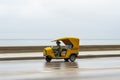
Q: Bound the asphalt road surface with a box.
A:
[0,57,120,80]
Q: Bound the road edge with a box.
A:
[1,54,120,61]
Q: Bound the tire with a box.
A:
[69,54,76,62]
[64,58,69,62]
[45,56,52,62]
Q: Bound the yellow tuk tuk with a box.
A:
[43,36,80,62]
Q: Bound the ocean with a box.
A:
[0,39,120,46]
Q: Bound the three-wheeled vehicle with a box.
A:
[43,36,80,62]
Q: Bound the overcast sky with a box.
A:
[0,0,120,39]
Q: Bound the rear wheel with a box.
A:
[69,54,76,62]
[45,56,52,62]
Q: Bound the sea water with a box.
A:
[0,39,120,46]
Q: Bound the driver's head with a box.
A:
[56,40,61,45]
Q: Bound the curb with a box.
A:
[0,57,44,61]
[77,54,120,59]
[0,54,120,61]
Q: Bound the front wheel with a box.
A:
[69,55,76,62]
[45,56,52,62]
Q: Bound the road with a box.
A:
[0,57,120,80]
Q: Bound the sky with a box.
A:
[0,0,120,39]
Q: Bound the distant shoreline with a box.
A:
[0,45,120,53]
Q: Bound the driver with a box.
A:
[55,40,61,56]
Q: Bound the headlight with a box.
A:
[43,49,47,55]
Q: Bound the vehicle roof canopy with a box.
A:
[53,36,79,48]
